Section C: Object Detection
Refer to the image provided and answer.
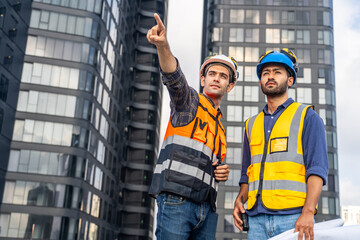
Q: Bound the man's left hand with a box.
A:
[294,211,314,240]
[213,162,230,181]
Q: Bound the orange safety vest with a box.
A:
[149,94,226,210]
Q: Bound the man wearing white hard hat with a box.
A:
[147,13,237,239]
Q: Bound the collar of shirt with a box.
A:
[200,93,223,116]
[263,98,294,116]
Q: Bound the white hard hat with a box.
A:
[200,54,239,83]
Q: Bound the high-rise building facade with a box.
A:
[0,0,166,239]
[202,0,339,239]
[0,0,32,203]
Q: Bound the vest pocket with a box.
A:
[191,117,208,143]
[249,136,262,146]
[165,150,210,192]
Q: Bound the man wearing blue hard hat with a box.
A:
[233,49,329,240]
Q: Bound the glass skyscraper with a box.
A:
[202,0,339,239]
[0,0,166,239]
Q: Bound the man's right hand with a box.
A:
[146,13,176,74]
[233,196,246,230]
[147,13,167,47]
[233,185,249,231]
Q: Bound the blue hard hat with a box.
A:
[256,51,298,84]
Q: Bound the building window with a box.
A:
[266,10,280,24]
[296,68,311,84]
[327,174,335,192]
[211,9,223,23]
[0,75,9,101]
[288,88,296,100]
[319,109,336,126]
[322,197,329,214]
[26,36,96,65]
[30,10,98,38]
[227,126,242,143]
[282,11,296,24]
[319,88,335,105]
[244,47,259,62]
[296,30,310,44]
[317,68,334,85]
[60,217,81,239]
[229,28,259,42]
[230,9,244,23]
[318,11,333,27]
[227,106,243,122]
[318,30,333,46]
[318,0,332,7]
[88,222,99,239]
[243,106,258,121]
[318,49,333,65]
[12,119,88,148]
[212,27,222,42]
[245,28,259,42]
[17,90,89,119]
[8,150,86,178]
[230,0,260,4]
[281,29,295,43]
[21,62,94,92]
[296,87,312,104]
[328,152,338,170]
[266,28,280,43]
[295,49,311,63]
[225,169,241,186]
[266,0,310,6]
[244,86,259,102]
[318,68,326,84]
[245,10,259,24]
[296,11,310,25]
[326,131,337,148]
[226,147,242,164]
[227,86,243,101]
[229,28,244,42]
[244,66,258,82]
[237,66,244,81]
[33,0,102,14]
[229,46,243,62]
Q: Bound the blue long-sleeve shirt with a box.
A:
[239,98,329,216]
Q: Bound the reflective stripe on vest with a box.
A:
[246,102,312,211]
[149,94,225,208]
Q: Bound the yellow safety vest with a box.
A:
[246,102,312,211]
[149,94,226,210]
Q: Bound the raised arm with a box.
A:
[147,13,177,74]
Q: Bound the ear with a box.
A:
[200,75,205,87]
[226,82,235,93]
[288,77,294,87]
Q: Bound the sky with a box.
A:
[164,0,360,206]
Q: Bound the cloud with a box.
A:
[333,0,360,201]
[339,178,360,205]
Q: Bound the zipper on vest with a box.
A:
[211,111,221,162]
[205,110,221,201]
[255,138,269,205]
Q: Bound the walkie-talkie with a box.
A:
[240,196,249,231]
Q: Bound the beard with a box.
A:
[261,79,288,97]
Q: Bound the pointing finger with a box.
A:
[154,13,165,30]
